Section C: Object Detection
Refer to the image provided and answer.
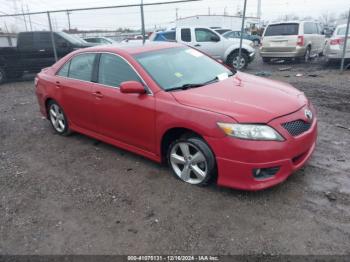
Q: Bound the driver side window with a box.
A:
[195,28,218,42]
[98,53,140,87]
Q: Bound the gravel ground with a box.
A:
[0,55,349,255]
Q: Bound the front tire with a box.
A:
[47,100,71,136]
[226,51,249,70]
[167,137,216,186]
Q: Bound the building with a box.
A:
[171,15,260,31]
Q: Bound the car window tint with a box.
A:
[163,31,176,40]
[304,22,313,34]
[36,32,52,49]
[195,28,218,42]
[264,23,299,36]
[57,61,70,77]
[98,53,140,87]
[18,33,34,49]
[68,53,96,81]
[181,28,191,42]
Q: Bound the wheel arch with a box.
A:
[160,127,205,164]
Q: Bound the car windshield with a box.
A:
[264,23,299,36]
[134,47,234,91]
[56,32,86,45]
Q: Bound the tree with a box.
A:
[339,11,349,20]
[319,12,335,26]
[278,14,299,21]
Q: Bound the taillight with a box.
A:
[297,35,304,46]
[330,38,344,45]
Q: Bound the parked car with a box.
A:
[214,28,232,35]
[0,31,93,84]
[260,21,325,62]
[324,24,350,63]
[151,27,255,69]
[150,31,176,42]
[84,37,116,45]
[35,42,317,191]
[223,30,261,45]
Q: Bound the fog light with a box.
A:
[253,167,280,179]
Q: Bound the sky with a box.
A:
[0,0,349,32]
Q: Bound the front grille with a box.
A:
[282,120,311,136]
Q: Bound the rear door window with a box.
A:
[18,33,34,50]
[304,22,314,34]
[264,23,299,36]
[68,53,96,81]
[181,28,191,42]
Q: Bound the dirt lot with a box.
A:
[0,56,350,255]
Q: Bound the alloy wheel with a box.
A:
[49,103,66,133]
[232,56,246,69]
[169,142,208,184]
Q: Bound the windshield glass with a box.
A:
[264,23,299,36]
[134,47,233,91]
[57,32,86,45]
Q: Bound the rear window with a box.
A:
[264,23,299,36]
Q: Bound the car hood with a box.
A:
[170,72,307,123]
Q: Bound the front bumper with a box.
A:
[205,106,318,191]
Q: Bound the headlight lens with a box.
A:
[217,123,284,141]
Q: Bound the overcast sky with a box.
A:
[0,0,349,32]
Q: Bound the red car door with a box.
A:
[92,53,156,153]
[57,53,97,132]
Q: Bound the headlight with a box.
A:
[217,123,284,141]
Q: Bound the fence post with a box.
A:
[47,11,58,62]
[340,8,350,72]
[238,0,247,69]
[140,0,146,44]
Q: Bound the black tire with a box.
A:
[303,46,311,63]
[0,67,6,84]
[167,136,216,186]
[47,100,71,136]
[262,57,271,63]
[226,50,249,69]
[7,71,23,80]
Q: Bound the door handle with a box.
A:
[39,49,46,52]
[93,91,104,98]
[194,44,201,47]
[55,81,61,88]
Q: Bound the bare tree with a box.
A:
[339,11,349,20]
[319,12,335,26]
[278,14,299,21]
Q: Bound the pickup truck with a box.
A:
[0,31,93,84]
[150,27,256,69]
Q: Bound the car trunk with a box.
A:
[262,23,300,52]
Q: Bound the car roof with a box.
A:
[77,41,182,55]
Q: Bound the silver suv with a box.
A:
[260,21,325,62]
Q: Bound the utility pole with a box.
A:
[140,0,146,44]
[26,4,32,31]
[47,12,58,62]
[176,8,178,21]
[66,10,71,31]
[340,8,350,72]
[21,3,28,31]
[237,0,247,69]
[257,0,261,26]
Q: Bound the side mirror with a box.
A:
[120,81,146,94]
[210,35,220,42]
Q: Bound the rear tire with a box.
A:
[226,51,249,70]
[167,136,216,186]
[262,57,271,63]
[0,67,6,84]
[47,100,71,136]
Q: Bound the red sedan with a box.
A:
[35,42,317,191]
